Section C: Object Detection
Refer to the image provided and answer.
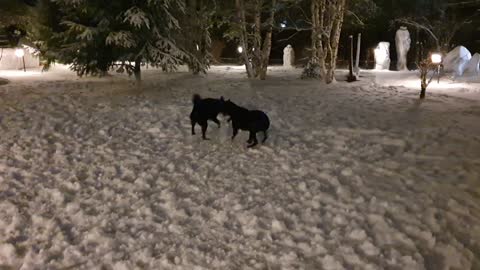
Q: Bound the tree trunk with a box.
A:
[310,0,319,63]
[134,58,141,82]
[420,67,427,98]
[186,0,206,75]
[252,0,262,78]
[325,0,346,84]
[235,0,254,77]
[259,0,276,80]
[317,0,326,78]
[309,0,346,84]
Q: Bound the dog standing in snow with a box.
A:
[190,94,224,140]
[221,99,270,148]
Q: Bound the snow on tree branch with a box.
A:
[106,31,136,48]
[124,7,150,29]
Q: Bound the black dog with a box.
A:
[222,100,270,148]
[190,94,224,140]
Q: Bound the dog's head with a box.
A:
[218,96,226,112]
[220,99,237,116]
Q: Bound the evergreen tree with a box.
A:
[33,0,207,80]
[179,0,214,75]
[0,0,35,46]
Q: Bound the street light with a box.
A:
[15,48,26,72]
[15,48,24,58]
[431,53,442,83]
[431,53,442,64]
[237,46,243,54]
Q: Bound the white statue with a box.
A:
[283,45,295,67]
[374,42,390,70]
[395,26,411,71]
[444,46,472,77]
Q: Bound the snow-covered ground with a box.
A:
[1,65,480,269]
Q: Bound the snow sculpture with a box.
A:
[443,46,472,76]
[462,53,480,76]
[283,45,295,67]
[374,42,390,70]
[395,26,411,71]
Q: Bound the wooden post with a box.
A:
[347,35,356,82]
[354,33,361,76]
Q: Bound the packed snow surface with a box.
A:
[0,66,480,269]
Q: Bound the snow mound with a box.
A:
[443,46,472,76]
[463,52,480,76]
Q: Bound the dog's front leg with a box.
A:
[213,118,221,128]
[247,131,258,148]
[247,132,253,144]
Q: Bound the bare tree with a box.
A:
[395,16,472,52]
[417,58,441,99]
[233,0,277,80]
[395,1,478,53]
[235,0,255,77]
[309,0,347,83]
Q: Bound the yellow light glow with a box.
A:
[15,48,25,58]
[431,53,442,64]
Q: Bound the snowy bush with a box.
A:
[301,60,321,79]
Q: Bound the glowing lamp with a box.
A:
[237,46,243,53]
[280,23,286,28]
[431,53,442,64]
[15,48,25,58]
[196,44,200,51]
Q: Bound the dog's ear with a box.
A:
[220,96,224,101]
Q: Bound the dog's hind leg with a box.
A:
[191,120,196,135]
[201,122,209,140]
[262,130,268,143]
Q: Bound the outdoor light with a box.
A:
[15,48,26,72]
[431,53,442,64]
[15,48,25,58]
[280,22,287,28]
[237,46,243,53]
[196,44,200,51]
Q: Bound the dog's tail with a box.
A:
[192,94,202,105]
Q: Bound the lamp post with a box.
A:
[418,53,442,99]
[347,35,357,82]
[15,48,26,72]
[431,53,442,83]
